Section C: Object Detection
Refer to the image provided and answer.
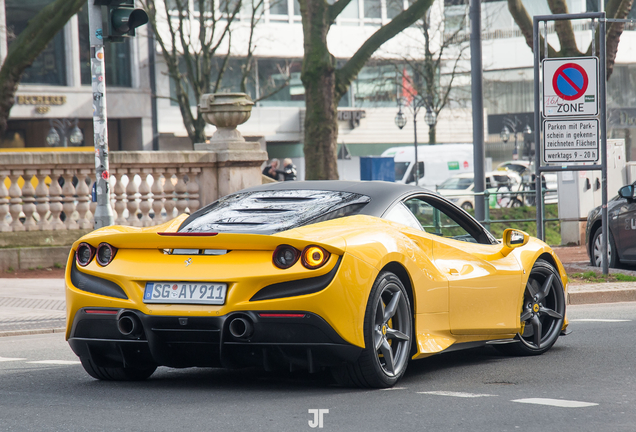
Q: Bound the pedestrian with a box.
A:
[278,158,297,181]
[262,158,280,180]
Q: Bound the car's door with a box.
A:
[402,195,523,335]
[615,186,636,261]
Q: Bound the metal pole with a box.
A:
[88,1,114,228]
[148,26,159,151]
[533,16,543,240]
[413,111,419,185]
[470,0,486,222]
[600,14,609,275]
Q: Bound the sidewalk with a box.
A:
[0,278,66,337]
[0,246,634,337]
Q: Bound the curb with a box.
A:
[0,328,65,338]
[568,289,636,305]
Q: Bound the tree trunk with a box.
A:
[428,124,436,145]
[300,0,339,180]
[0,0,86,135]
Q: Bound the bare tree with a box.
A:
[299,0,435,180]
[143,0,281,145]
[508,0,634,79]
[0,0,86,135]
[386,2,470,144]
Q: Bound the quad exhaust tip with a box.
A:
[118,312,143,338]
[228,317,254,339]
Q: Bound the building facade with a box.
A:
[0,0,153,151]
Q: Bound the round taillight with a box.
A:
[96,243,117,266]
[301,245,330,270]
[76,243,95,267]
[273,245,300,269]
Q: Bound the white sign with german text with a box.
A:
[543,119,599,163]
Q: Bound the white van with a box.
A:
[381,144,474,190]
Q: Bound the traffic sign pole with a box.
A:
[533,12,609,275]
[600,17,608,276]
[88,1,114,229]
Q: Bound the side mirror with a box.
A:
[501,228,529,256]
[618,185,635,200]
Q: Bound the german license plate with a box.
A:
[143,282,227,305]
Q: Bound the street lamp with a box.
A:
[394,96,434,186]
[46,118,84,147]
[499,116,531,161]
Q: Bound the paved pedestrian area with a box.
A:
[0,279,66,335]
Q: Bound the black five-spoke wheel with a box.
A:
[332,271,412,388]
[500,259,565,356]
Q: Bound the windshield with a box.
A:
[438,177,473,190]
[395,162,410,181]
[498,163,527,174]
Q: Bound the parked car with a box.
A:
[586,181,636,267]
[437,171,523,210]
[66,181,568,388]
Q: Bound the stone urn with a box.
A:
[197,93,255,149]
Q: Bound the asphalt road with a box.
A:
[0,302,634,432]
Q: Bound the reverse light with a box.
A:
[273,245,300,269]
[76,243,95,267]
[301,245,330,270]
[96,243,117,266]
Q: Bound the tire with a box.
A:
[510,198,523,208]
[80,356,157,381]
[590,228,617,268]
[332,272,412,388]
[496,259,565,356]
[461,202,473,211]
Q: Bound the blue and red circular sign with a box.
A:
[552,63,588,101]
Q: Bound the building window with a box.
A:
[364,0,382,19]
[386,0,403,19]
[269,0,288,18]
[353,63,399,107]
[5,0,66,86]
[78,6,132,87]
[257,58,304,107]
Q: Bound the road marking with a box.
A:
[418,391,496,398]
[381,387,407,391]
[569,319,631,322]
[0,356,26,362]
[27,360,81,365]
[512,398,598,408]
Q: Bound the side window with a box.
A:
[403,197,479,243]
[384,203,424,231]
[405,161,425,184]
[485,177,492,189]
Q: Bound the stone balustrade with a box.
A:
[0,149,266,233]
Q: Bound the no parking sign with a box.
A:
[543,57,598,117]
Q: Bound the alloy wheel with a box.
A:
[519,271,564,350]
[372,285,411,377]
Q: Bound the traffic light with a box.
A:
[96,0,148,42]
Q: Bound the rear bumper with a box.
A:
[68,308,362,371]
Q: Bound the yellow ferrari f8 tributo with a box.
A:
[65,181,568,388]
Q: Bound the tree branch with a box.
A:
[506,0,557,59]
[335,0,434,100]
[0,0,86,134]
[328,0,354,24]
